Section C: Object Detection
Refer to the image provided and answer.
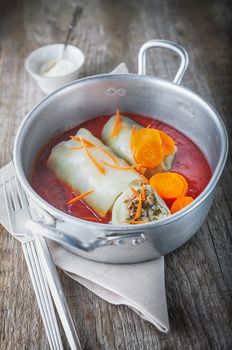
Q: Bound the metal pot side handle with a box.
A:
[138,39,189,85]
[25,220,147,252]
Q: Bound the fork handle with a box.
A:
[33,233,82,350]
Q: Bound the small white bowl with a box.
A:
[25,44,85,94]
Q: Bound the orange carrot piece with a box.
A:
[141,183,146,200]
[80,137,105,175]
[170,196,194,214]
[68,145,95,150]
[158,130,175,156]
[130,187,140,198]
[134,194,142,220]
[97,145,119,165]
[70,135,95,147]
[101,160,141,171]
[150,172,188,200]
[131,128,164,168]
[67,190,94,205]
[124,220,145,225]
[111,109,122,137]
[130,126,136,150]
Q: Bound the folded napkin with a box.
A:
[0,63,169,333]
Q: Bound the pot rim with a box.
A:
[13,73,229,233]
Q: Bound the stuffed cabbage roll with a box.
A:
[112,184,170,224]
[102,113,177,178]
[48,128,142,217]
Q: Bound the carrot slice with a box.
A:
[131,128,164,168]
[80,137,105,175]
[111,109,122,137]
[170,196,194,214]
[134,194,142,220]
[67,190,94,205]
[150,172,188,200]
[158,130,175,156]
[101,160,141,171]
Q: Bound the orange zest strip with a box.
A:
[101,160,141,171]
[124,220,145,225]
[97,145,119,165]
[130,187,140,198]
[111,109,122,137]
[170,196,194,214]
[67,190,94,205]
[134,194,142,220]
[80,137,105,175]
[141,183,146,200]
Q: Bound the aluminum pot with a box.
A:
[14,40,228,264]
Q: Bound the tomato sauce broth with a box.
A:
[31,114,212,223]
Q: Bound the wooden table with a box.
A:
[0,0,231,349]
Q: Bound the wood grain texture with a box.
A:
[0,0,231,349]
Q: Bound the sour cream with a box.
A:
[41,58,78,77]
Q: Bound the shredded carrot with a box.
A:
[141,183,146,200]
[111,109,122,137]
[101,160,141,171]
[130,126,136,150]
[67,190,94,205]
[150,172,188,200]
[70,135,95,147]
[146,123,152,128]
[80,137,105,175]
[97,145,119,165]
[124,220,145,225]
[139,174,149,184]
[170,196,194,214]
[134,194,142,220]
[70,137,119,164]
[68,145,95,150]
[130,187,140,198]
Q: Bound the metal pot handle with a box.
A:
[26,220,147,252]
[138,39,189,85]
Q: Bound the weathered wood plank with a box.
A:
[0,0,231,349]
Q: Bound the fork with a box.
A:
[3,175,64,350]
[3,174,82,350]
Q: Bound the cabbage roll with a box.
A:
[48,128,142,217]
[102,115,177,177]
[112,185,170,224]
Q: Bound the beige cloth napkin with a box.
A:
[0,64,169,333]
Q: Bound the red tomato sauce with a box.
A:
[31,114,212,223]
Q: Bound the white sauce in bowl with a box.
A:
[41,58,78,77]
